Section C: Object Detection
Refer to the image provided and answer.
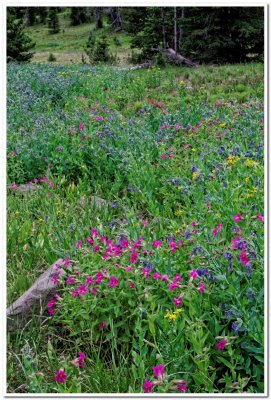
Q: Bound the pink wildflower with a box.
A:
[142,220,148,227]
[95,115,103,121]
[216,338,227,352]
[78,352,86,367]
[161,154,167,159]
[125,266,132,271]
[233,213,242,222]
[54,369,67,383]
[152,364,165,377]
[130,252,139,264]
[189,270,198,280]
[256,212,264,222]
[72,289,79,297]
[109,276,119,288]
[51,275,58,285]
[173,297,182,306]
[91,288,97,294]
[143,380,155,393]
[63,257,71,266]
[190,221,197,227]
[77,285,88,295]
[239,251,249,265]
[153,272,161,280]
[91,228,98,237]
[199,283,205,293]
[129,281,135,289]
[86,237,94,246]
[10,182,18,189]
[212,228,218,237]
[76,240,82,249]
[120,239,129,248]
[99,321,107,330]
[173,274,182,283]
[217,223,223,230]
[48,181,54,188]
[66,276,74,285]
[85,276,94,286]
[78,122,84,131]
[152,240,162,248]
[162,274,169,281]
[47,299,56,308]
[169,282,179,291]
[48,308,55,315]
[170,241,178,253]
[177,380,187,393]
[142,267,152,278]
[93,245,100,253]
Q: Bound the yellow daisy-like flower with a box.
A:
[244,177,250,183]
[177,186,183,190]
[191,148,197,152]
[164,312,177,321]
[179,80,185,86]
[219,123,226,127]
[15,211,20,217]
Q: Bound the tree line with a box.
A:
[7,6,264,65]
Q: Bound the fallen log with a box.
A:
[129,62,153,71]
[7,259,67,331]
[164,48,199,67]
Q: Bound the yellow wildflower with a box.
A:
[244,177,250,183]
[165,313,177,321]
[191,148,196,152]
[179,80,185,86]
[192,172,200,180]
[219,123,226,127]
[15,211,20,217]
[177,186,182,190]
[227,155,240,166]
[244,159,259,167]
[175,209,183,216]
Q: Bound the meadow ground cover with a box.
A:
[7,62,264,394]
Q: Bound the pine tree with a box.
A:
[47,7,60,34]
[7,8,35,62]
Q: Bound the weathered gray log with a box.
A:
[164,48,199,67]
[129,62,153,71]
[8,183,40,193]
[7,259,66,331]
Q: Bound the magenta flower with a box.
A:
[86,237,94,246]
[91,228,98,237]
[99,321,107,330]
[217,223,223,230]
[91,288,98,294]
[161,154,167,160]
[212,228,218,237]
[152,240,162,248]
[239,251,249,265]
[177,380,187,393]
[48,181,54,188]
[78,122,84,131]
[63,257,71,266]
[169,153,173,158]
[54,369,67,383]
[47,299,56,308]
[153,272,161,279]
[233,213,242,222]
[125,266,132,271]
[152,364,165,377]
[190,221,197,227]
[99,235,107,243]
[162,274,169,281]
[199,283,206,293]
[109,276,119,288]
[77,285,88,295]
[51,275,58,285]
[66,276,75,285]
[256,212,264,222]
[173,274,182,283]
[78,352,86,367]
[120,239,129,248]
[130,252,139,264]
[143,379,155,393]
[72,289,79,297]
[48,307,55,315]
[170,241,178,253]
[173,297,182,307]
[142,220,148,226]
[189,269,198,280]
[169,282,179,291]
[85,276,94,286]
[216,338,227,352]
[129,281,135,288]
[142,267,152,278]
[93,245,100,253]
[95,115,103,121]
[76,240,82,249]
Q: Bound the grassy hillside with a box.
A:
[25,10,133,64]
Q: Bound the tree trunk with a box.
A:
[95,7,103,29]
[174,7,177,54]
[160,7,166,50]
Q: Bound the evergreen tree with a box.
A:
[7,8,35,62]
[25,7,37,26]
[85,31,113,64]
[38,7,47,24]
[70,7,93,25]
[47,7,60,34]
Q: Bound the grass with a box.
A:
[7,61,264,394]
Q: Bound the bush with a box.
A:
[48,52,56,62]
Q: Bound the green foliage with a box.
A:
[7,8,35,62]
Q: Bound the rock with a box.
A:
[9,183,40,193]
[78,195,109,209]
[7,259,67,331]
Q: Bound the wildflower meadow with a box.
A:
[7,61,264,394]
